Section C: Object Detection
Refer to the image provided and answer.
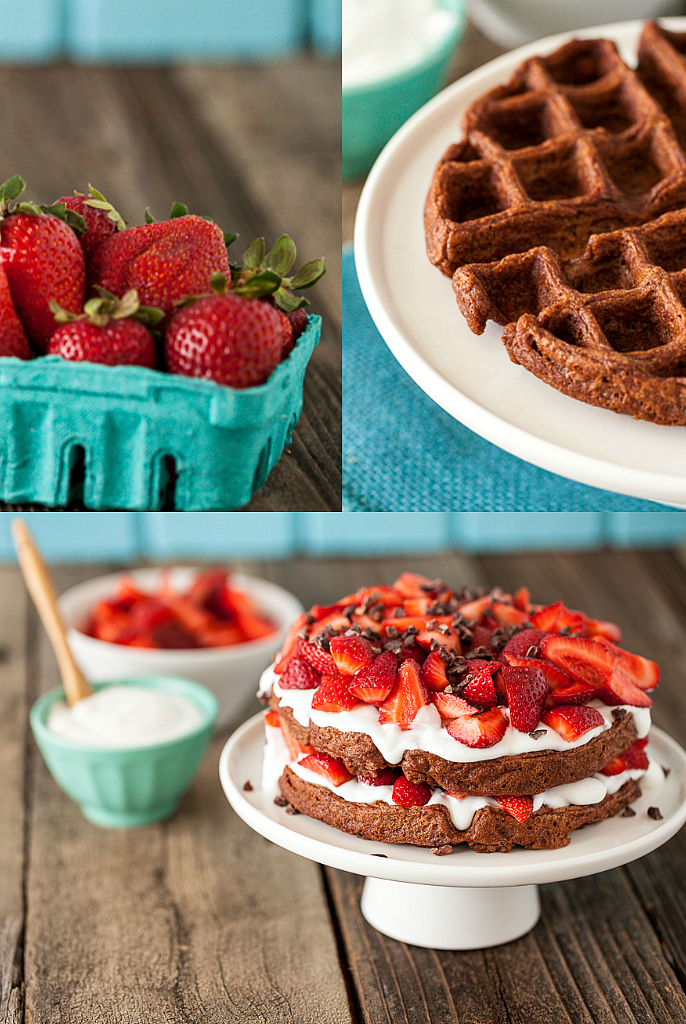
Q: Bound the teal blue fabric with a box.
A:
[342,247,669,512]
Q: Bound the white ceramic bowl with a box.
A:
[58,568,303,732]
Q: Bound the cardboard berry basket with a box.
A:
[0,315,320,511]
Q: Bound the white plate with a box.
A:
[354,18,686,508]
[219,713,686,889]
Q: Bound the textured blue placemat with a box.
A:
[342,247,668,512]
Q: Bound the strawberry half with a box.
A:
[391,776,433,806]
[599,756,627,776]
[530,600,585,635]
[541,704,605,742]
[623,738,649,770]
[431,691,479,718]
[593,637,659,690]
[444,707,508,748]
[600,669,653,708]
[420,650,450,691]
[279,656,321,690]
[311,672,360,713]
[503,655,572,691]
[330,633,374,676]
[349,650,397,704]
[494,795,534,822]
[502,664,548,733]
[299,752,354,787]
[547,680,598,705]
[458,660,502,709]
[500,629,547,659]
[297,636,337,676]
[378,658,430,729]
[540,635,618,688]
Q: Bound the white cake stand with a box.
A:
[219,714,686,950]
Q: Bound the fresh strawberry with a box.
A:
[393,572,441,599]
[278,717,314,761]
[490,600,529,626]
[467,624,497,652]
[309,613,351,639]
[47,289,158,368]
[600,669,653,707]
[541,704,605,742]
[420,650,450,691]
[593,637,659,690]
[378,658,430,729]
[431,691,479,718]
[502,664,548,732]
[599,756,627,776]
[277,308,294,359]
[299,752,354,787]
[381,615,453,633]
[349,650,397,704]
[52,187,125,260]
[444,707,508,747]
[403,597,432,616]
[540,635,618,687]
[0,260,29,358]
[456,595,493,622]
[547,680,598,705]
[585,618,622,643]
[357,767,399,786]
[391,776,432,806]
[0,175,85,350]
[530,601,585,635]
[273,613,308,673]
[296,636,337,675]
[494,795,534,822]
[500,629,547,659]
[458,660,502,709]
[311,672,360,713]
[263,708,281,728]
[513,587,531,612]
[502,655,572,691]
[89,212,230,315]
[354,584,403,610]
[278,656,321,690]
[623,738,649,770]
[287,306,309,344]
[330,633,374,676]
[415,628,461,654]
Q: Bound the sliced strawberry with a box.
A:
[273,613,308,674]
[456,595,492,622]
[393,573,442,599]
[503,655,572,691]
[530,601,585,635]
[623,738,649,770]
[585,618,622,643]
[415,628,461,654]
[330,633,374,676]
[279,717,315,761]
[309,613,352,640]
[600,668,653,708]
[396,645,426,666]
[311,672,361,713]
[502,664,548,732]
[263,709,281,728]
[500,628,548,659]
[547,680,598,705]
[491,600,529,626]
[403,597,432,617]
[299,752,354,786]
[310,602,348,622]
[349,650,397,704]
[381,615,453,633]
[541,704,605,742]
[444,707,508,748]
[421,651,450,691]
[431,691,480,718]
[540,635,618,688]
[459,660,502,709]
[297,636,337,675]
[378,658,430,729]
[599,756,627,776]
[354,585,404,610]
[358,767,399,786]
[593,638,659,691]
[391,776,432,806]
[513,587,531,612]
[279,656,321,690]
[495,795,534,822]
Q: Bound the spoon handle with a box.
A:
[12,519,92,707]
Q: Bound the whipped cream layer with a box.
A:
[261,667,651,766]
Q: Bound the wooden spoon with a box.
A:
[12,518,93,707]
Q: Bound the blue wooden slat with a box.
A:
[450,513,605,552]
[0,0,63,60]
[603,511,686,547]
[138,512,298,559]
[309,0,341,52]
[298,512,451,554]
[0,512,138,561]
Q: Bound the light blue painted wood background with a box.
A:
[1,512,686,562]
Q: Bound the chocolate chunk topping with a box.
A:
[612,708,629,720]
[342,604,356,619]
[621,806,636,817]
[384,640,403,655]
[243,780,253,791]
[274,796,289,807]
[393,607,406,618]
[285,804,300,815]
[372,853,389,858]
[663,766,672,777]
[385,626,400,640]
[647,806,663,820]
[430,845,454,856]
[529,730,547,740]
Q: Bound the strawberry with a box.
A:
[277,309,294,359]
[431,691,479,718]
[287,306,309,344]
[278,656,321,690]
[593,638,659,690]
[263,708,281,728]
[296,636,337,676]
[547,680,598,705]
[273,613,308,673]
[358,768,399,786]
[0,260,29,358]
[502,664,548,732]
[378,658,430,728]
[467,624,497,652]
[420,650,450,691]
[456,595,493,622]
[89,211,230,315]
[503,655,572,691]
[415,628,461,654]
[393,572,441,599]
[530,601,585,635]
[500,629,547,659]
[513,587,531,612]
[495,795,534,822]
[349,650,397,704]
[311,672,360,713]
[444,707,508,748]
[623,738,649,770]
[541,704,604,742]
[490,600,529,626]
[391,776,432,806]
[585,618,622,643]
[540,635,618,688]
[278,716,314,761]
[0,175,85,350]
[354,584,403,611]
[458,660,502,709]
[330,634,374,676]
[599,756,627,776]
[52,187,125,260]
[47,289,159,368]
[299,752,354,787]
[600,669,653,708]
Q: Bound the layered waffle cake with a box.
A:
[259,574,663,854]
[424,21,686,424]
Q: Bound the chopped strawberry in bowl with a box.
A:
[58,567,303,731]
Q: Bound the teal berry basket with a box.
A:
[0,315,321,511]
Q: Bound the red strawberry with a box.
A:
[503,655,572,691]
[391,776,432,806]
[623,738,649,770]
[278,716,315,760]
[585,618,622,643]
[495,795,534,822]
[444,707,508,748]
[378,658,430,729]
[513,587,531,612]
[52,188,124,260]
[358,768,399,786]
[467,624,497,652]
[330,633,374,676]
[502,664,548,732]
[311,672,360,713]
[349,650,397,704]
[278,656,320,690]
[490,600,529,626]
[541,704,605,742]
[277,308,294,359]
[89,214,230,315]
[530,600,585,635]
[547,680,598,705]
[599,756,627,776]
[287,306,309,344]
[540,635,618,688]
[593,638,659,690]
[354,584,403,610]
[263,708,281,728]
[296,636,336,676]
[600,669,653,708]
[420,650,450,691]
[431,691,479,718]
[0,260,29,358]
[415,628,461,654]
[393,572,441,599]
[459,660,502,709]
[501,629,547,659]
[47,289,158,368]
[457,595,493,622]
[299,752,353,787]
[273,613,308,673]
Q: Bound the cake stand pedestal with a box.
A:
[219,715,686,950]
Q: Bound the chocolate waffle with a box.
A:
[424,21,686,424]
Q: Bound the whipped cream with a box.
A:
[342,0,460,89]
[48,684,205,748]
[261,666,651,766]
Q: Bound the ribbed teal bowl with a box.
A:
[30,677,218,828]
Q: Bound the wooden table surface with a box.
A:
[3,548,686,1023]
[0,56,341,512]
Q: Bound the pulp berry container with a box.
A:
[0,315,320,511]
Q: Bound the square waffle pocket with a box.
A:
[424,21,686,425]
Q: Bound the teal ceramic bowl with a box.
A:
[30,677,218,828]
[342,0,465,179]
